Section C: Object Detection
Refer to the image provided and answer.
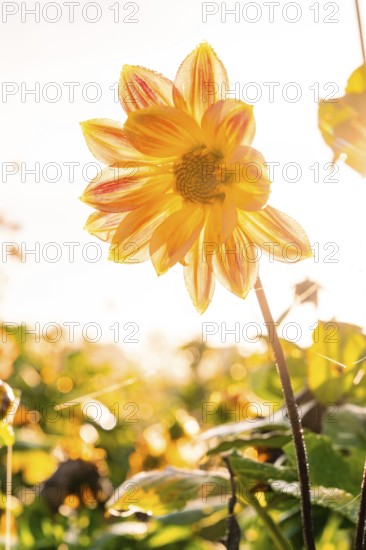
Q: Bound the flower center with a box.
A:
[174,147,224,203]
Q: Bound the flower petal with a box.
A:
[229,146,271,211]
[150,204,205,274]
[119,65,174,113]
[318,97,355,151]
[205,190,238,246]
[201,100,255,156]
[319,94,366,175]
[184,229,215,314]
[81,165,173,212]
[80,118,153,166]
[240,205,312,262]
[212,226,259,299]
[173,43,229,123]
[86,210,152,263]
[85,210,127,242]
[110,194,182,263]
[124,106,202,158]
[346,63,366,94]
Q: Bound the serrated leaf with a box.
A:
[207,431,292,456]
[200,402,314,448]
[157,498,227,526]
[106,467,230,516]
[271,481,360,524]
[323,404,366,449]
[283,433,364,495]
[230,454,297,485]
[307,322,366,403]
[249,340,307,401]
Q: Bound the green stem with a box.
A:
[254,277,315,550]
[6,444,13,550]
[353,5,366,548]
[223,456,241,550]
[354,461,366,549]
[237,493,294,550]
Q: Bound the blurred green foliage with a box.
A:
[0,318,365,549]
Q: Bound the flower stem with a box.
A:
[354,4,366,540]
[223,456,241,550]
[5,444,13,550]
[355,461,366,549]
[254,276,315,550]
[318,4,366,546]
[355,0,366,63]
[245,495,295,550]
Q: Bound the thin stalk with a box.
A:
[5,444,13,550]
[225,456,294,550]
[355,0,366,62]
[354,4,366,547]
[254,277,315,550]
[355,461,366,549]
[223,456,241,550]
[243,494,294,550]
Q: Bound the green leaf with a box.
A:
[148,525,194,547]
[249,340,307,401]
[283,433,364,495]
[106,467,230,516]
[307,321,366,403]
[157,498,226,526]
[323,404,366,449]
[271,481,360,524]
[200,402,314,450]
[230,454,297,486]
[207,431,292,456]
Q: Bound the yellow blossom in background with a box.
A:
[81,43,311,312]
[0,380,16,446]
[319,63,366,176]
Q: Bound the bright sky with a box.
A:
[1,0,365,354]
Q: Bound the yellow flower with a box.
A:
[0,380,16,447]
[80,43,311,313]
[318,63,366,176]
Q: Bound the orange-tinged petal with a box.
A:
[124,106,202,158]
[110,194,182,264]
[201,100,255,156]
[81,165,173,212]
[318,97,355,151]
[212,226,259,299]
[333,115,366,175]
[184,229,215,314]
[150,204,205,274]
[229,146,271,211]
[80,119,154,166]
[86,210,151,262]
[173,43,229,123]
[119,65,174,113]
[240,205,312,262]
[346,63,366,94]
[319,94,366,175]
[205,190,238,246]
[199,192,237,285]
[85,211,128,242]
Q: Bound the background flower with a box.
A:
[318,63,366,176]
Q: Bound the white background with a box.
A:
[1,0,365,355]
